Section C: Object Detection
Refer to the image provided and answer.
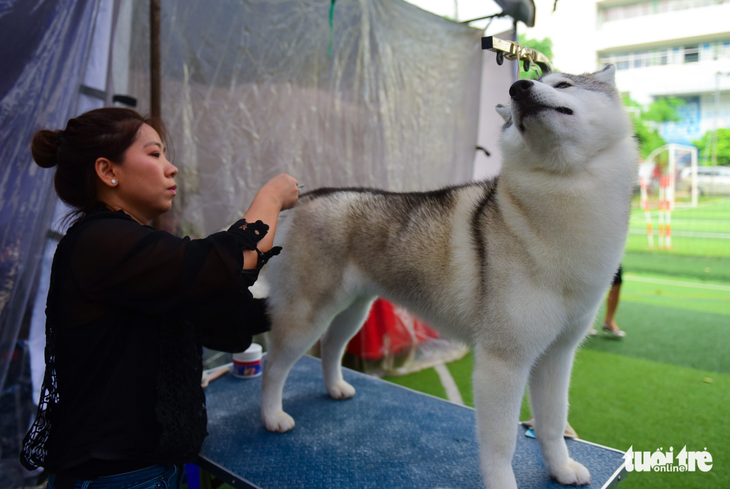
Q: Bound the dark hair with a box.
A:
[31,107,167,218]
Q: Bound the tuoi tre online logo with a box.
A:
[624,446,713,473]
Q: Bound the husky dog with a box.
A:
[261,65,637,488]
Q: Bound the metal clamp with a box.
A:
[481,36,553,74]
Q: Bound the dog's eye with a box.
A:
[554,82,573,89]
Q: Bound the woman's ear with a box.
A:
[95,157,118,187]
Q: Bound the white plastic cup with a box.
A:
[232,343,263,379]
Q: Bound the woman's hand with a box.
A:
[258,173,299,211]
[241,173,299,269]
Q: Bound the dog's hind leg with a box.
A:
[320,295,376,400]
[472,344,532,489]
[261,298,339,432]
[528,327,591,486]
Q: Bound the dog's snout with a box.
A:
[509,80,534,99]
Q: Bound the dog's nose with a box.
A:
[509,80,534,99]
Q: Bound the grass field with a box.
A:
[627,196,730,260]
[382,196,730,489]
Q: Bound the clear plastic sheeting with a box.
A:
[0,0,99,401]
[0,0,99,472]
[123,0,484,236]
[120,0,483,376]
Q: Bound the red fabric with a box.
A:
[346,299,439,360]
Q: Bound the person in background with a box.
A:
[602,266,626,337]
[20,107,299,489]
[589,266,626,338]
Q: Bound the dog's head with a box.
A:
[497,65,632,173]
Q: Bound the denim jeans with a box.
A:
[48,464,183,489]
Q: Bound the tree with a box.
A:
[642,97,685,123]
[623,96,685,161]
[692,128,730,166]
[518,35,554,79]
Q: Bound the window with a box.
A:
[710,41,730,60]
[603,0,721,20]
[684,45,699,63]
[600,40,730,71]
[634,51,650,68]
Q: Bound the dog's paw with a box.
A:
[550,459,591,486]
[263,410,296,433]
[327,380,356,400]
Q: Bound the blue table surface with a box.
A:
[198,355,626,489]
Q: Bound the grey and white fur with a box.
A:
[260,65,638,488]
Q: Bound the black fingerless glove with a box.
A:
[227,219,282,269]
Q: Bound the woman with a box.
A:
[20,107,299,489]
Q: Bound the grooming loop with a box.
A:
[481,37,553,74]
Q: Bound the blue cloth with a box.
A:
[47,465,183,489]
[199,355,627,489]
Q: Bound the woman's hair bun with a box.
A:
[31,129,62,169]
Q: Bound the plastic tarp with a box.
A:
[0,1,99,479]
[27,0,121,410]
[121,0,483,375]
[0,0,99,404]
[123,0,484,236]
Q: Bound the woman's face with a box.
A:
[115,123,178,223]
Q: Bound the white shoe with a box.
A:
[602,323,626,338]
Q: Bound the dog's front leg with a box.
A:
[472,345,531,489]
[528,333,591,486]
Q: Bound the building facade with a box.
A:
[595,0,730,149]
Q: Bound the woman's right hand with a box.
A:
[241,173,299,269]
[259,173,299,211]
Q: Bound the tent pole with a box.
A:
[150,0,162,230]
[150,0,161,119]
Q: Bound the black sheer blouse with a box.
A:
[21,210,277,477]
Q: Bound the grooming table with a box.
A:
[197,356,626,489]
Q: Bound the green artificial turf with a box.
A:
[626,195,730,259]
[621,248,730,282]
[629,197,730,233]
[585,302,730,374]
[568,350,729,489]
[625,234,730,259]
[383,365,448,401]
[584,275,730,375]
[622,251,730,282]
[618,273,730,316]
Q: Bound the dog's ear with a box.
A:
[593,64,616,86]
[495,104,512,123]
